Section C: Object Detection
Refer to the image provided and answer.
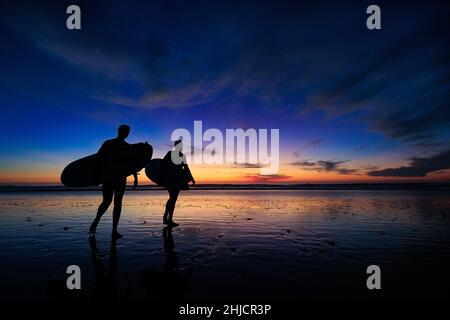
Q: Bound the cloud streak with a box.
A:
[292,160,358,175]
[304,3,450,147]
[244,174,291,183]
[368,149,450,177]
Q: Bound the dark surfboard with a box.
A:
[145,158,163,185]
[145,157,192,190]
[61,142,153,187]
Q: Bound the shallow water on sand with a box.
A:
[0,190,449,300]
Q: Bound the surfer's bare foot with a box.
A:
[111,231,123,240]
[167,221,179,227]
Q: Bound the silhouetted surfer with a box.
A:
[89,125,138,239]
[160,140,195,227]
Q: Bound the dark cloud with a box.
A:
[234,163,265,169]
[244,174,291,183]
[305,2,450,147]
[292,160,316,167]
[292,159,358,175]
[316,160,347,171]
[335,168,358,175]
[368,149,450,177]
[368,90,450,143]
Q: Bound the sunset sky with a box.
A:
[1,0,449,184]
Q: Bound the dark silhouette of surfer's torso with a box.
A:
[97,137,129,183]
[98,137,129,156]
[160,150,193,190]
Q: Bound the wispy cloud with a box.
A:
[292,160,316,167]
[5,0,450,139]
[292,159,358,175]
[307,138,324,146]
[305,11,450,147]
[234,163,265,169]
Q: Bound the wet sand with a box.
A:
[0,190,449,300]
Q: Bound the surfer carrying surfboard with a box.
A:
[160,139,195,227]
[89,125,138,239]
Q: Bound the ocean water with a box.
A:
[0,189,449,300]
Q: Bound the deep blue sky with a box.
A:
[0,0,449,183]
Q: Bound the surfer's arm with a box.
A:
[183,163,195,184]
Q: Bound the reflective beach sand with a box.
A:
[0,190,449,300]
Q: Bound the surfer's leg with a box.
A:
[164,188,174,224]
[112,181,126,238]
[167,188,180,225]
[166,188,175,222]
[163,196,170,224]
[90,184,113,233]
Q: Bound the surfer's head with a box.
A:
[173,139,183,152]
[118,125,130,139]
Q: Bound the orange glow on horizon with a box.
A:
[1,165,449,185]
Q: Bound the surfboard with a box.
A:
[145,158,163,185]
[61,154,100,187]
[61,142,153,187]
[145,157,193,189]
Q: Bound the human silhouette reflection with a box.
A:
[88,227,189,300]
[140,226,190,299]
[163,226,179,273]
[89,235,117,299]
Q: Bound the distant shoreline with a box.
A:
[1,183,450,192]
